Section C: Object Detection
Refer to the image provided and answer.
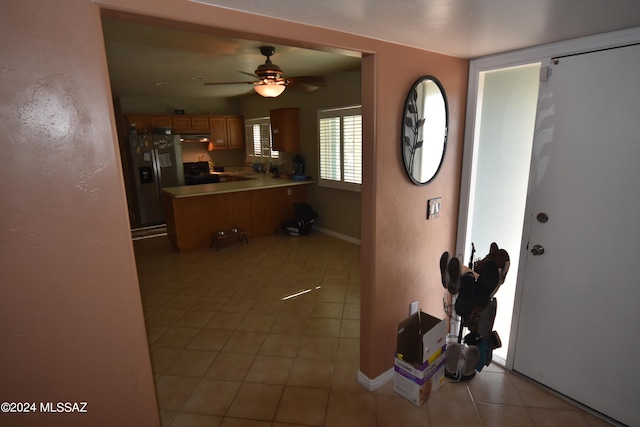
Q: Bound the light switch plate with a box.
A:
[427,197,442,219]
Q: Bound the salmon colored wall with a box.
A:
[361,45,468,377]
[1,1,467,424]
[0,1,160,426]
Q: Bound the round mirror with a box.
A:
[401,76,448,185]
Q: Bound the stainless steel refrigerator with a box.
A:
[129,134,184,226]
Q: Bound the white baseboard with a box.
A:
[314,226,361,245]
[357,368,394,391]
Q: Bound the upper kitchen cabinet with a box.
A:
[124,114,242,150]
[172,115,210,134]
[150,115,172,129]
[226,117,244,150]
[209,116,245,150]
[125,115,151,134]
[124,115,172,133]
[270,108,300,152]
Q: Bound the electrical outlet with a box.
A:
[287,188,292,196]
[410,301,419,315]
[427,197,442,219]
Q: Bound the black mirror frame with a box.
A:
[401,75,449,185]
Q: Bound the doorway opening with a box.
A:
[459,63,540,365]
[100,12,363,234]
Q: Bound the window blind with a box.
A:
[343,115,362,184]
[319,116,341,181]
[318,106,362,191]
[245,117,278,160]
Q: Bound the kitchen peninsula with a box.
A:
[162,173,313,252]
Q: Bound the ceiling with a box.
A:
[102,0,640,99]
[102,20,362,99]
[195,0,640,58]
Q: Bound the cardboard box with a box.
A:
[393,352,446,406]
[395,343,446,380]
[394,311,447,406]
[396,311,447,366]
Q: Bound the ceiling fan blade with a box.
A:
[286,76,328,92]
[204,70,259,86]
[287,82,319,92]
[288,76,328,85]
[239,71,260,79]
[203,81,255,86]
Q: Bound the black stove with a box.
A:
[183,162,220,185]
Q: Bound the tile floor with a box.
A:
[134,232,615,427]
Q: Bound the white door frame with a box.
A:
[456,26,640,371]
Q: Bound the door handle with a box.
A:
[531,245,545,256]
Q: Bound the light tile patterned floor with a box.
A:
[134,232,615,427]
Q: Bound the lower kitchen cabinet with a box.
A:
[162,184,309,252]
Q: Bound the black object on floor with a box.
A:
[280,202,318,236]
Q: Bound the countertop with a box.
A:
[163,173,314,198]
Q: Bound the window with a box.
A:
[318,106,362,191]
[245,117,279,161]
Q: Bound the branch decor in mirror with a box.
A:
[402,76,448,185]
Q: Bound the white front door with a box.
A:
[513,43,640,426]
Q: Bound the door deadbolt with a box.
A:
[531,245,545,256]
[536,212,549,223]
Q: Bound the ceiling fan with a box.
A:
[204,46,326,97]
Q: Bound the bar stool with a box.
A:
[211,227,249,251]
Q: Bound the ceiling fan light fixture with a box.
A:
[255,62,283,77]
[254,82,286,97]
[203,45,319,97]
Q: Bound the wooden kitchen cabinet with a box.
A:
[172,115,210,134]
[226,117,244,150]
[162,183,309,251]
[125,114,172,132]
[209,116,244,150]
[270,108,300,152]
[191,116,210,131]
[124,114,244,150]
[125,115,151,134]
[150,115,172,129]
